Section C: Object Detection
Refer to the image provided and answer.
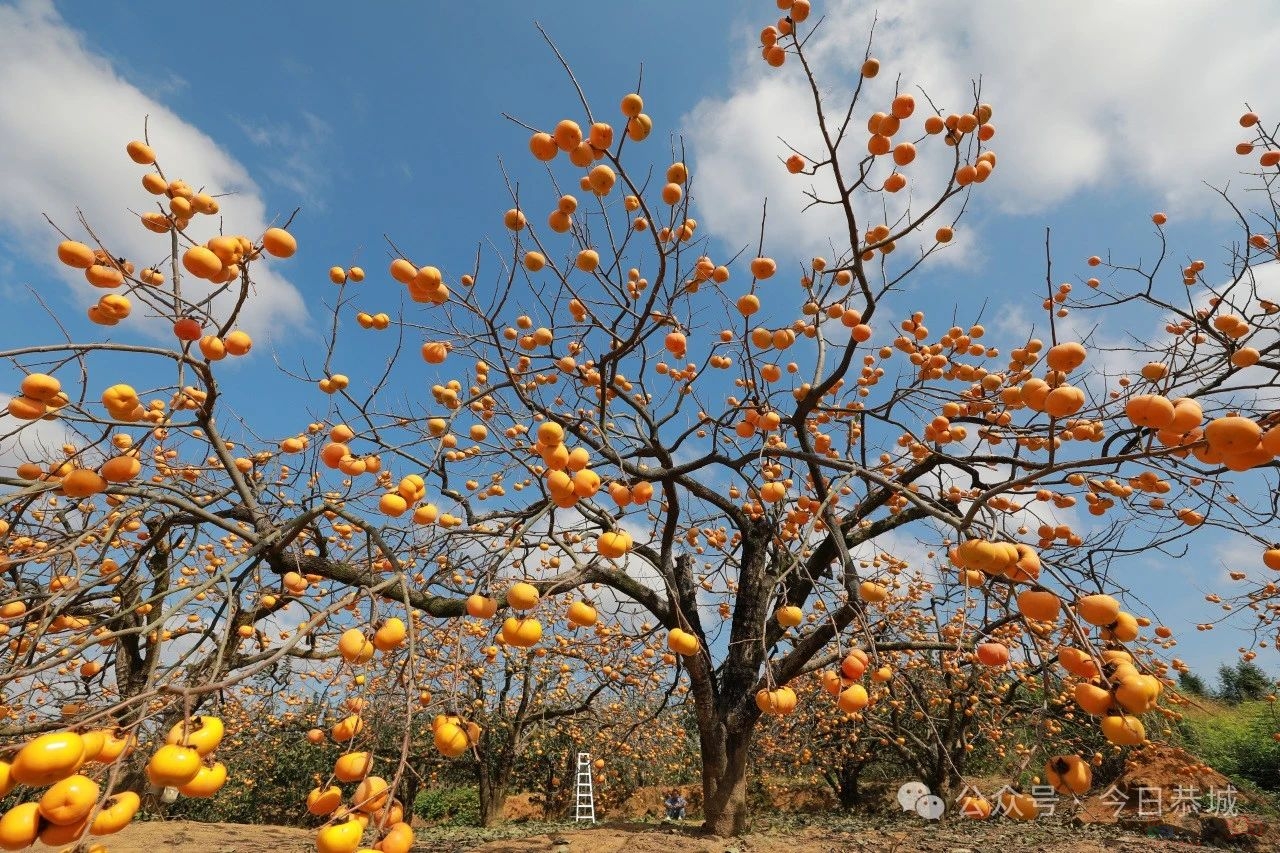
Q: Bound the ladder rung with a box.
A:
[573,753,595,821]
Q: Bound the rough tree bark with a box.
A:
[697,714,757,836]
[824,763,864,810]
[476,758,512,828]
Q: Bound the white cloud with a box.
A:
[0,393,77,476]
[234,111,333,211]
[685,65,979,269]
[685,0,1280,257]
[1075,260,1280,397]
[0,0,309,342]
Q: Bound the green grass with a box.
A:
[414,786,483,826]
[1176,697,1280,807]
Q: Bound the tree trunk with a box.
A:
[836,764,862,810]
[539,751,573,820]
[683,532,770,837]
[541,756,557,821]
[477,761,511,827]
[924,744,963,802]
[699,719,753,836]
[397,773,420,821]
[479,786,506,827]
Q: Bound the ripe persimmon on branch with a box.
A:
[1,1,1280,846]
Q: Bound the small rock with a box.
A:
[1117,811,1200,840]
[1203,814,1254,841]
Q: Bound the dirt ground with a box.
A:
[458,821,1258,853]
[30,820,315,852]
[573,743,1276,851]
[31,745,1279,853]
[30,816,1278,853]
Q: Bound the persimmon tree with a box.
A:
[167,685,339,827]
[754,581,1017,807]
[406,593,657,825]
[560,697,700,813]
[3,1,1280,845]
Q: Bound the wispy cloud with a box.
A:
[0,393,77,476]
[0,0,309,342]
[235,110,333,210]
[685,0,1280,258]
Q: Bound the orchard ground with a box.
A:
[10,1,1280,851]
[20,813,1269,853]
[29,742,1279,852]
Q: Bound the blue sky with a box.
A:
[1,0,1278,684]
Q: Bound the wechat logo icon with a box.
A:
[897,781,945,820]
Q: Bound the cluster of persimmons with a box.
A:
[2,0,1280,845]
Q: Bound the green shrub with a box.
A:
[1178,699,1280,796]
[167,724,338,826]
[1216,662,1274,704]
[414,786,481,826]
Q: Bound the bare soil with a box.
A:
[30,814,1277,853]
[30,747,1278,853]
[31,820,316,852]
[462,820,1265,853]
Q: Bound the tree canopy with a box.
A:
[2,2,1280,846]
